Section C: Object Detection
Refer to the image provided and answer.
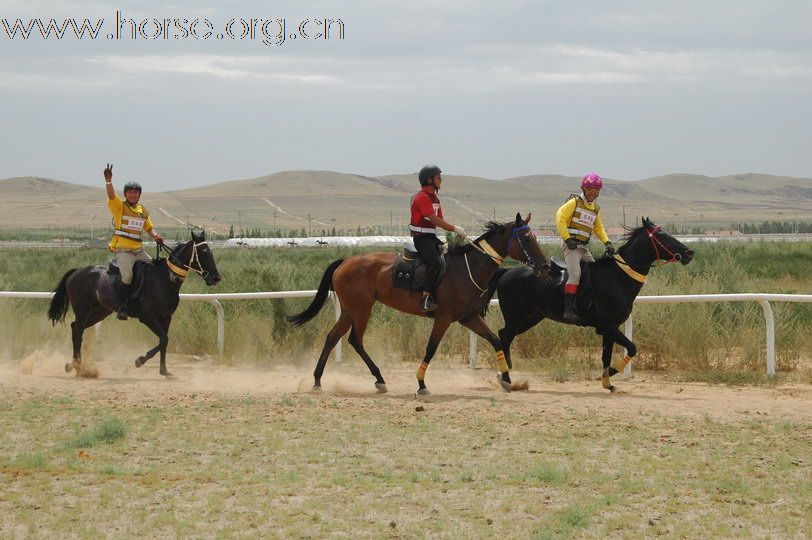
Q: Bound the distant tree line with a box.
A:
[734,221,812,234]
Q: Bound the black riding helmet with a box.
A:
[123,181,142,193]
[418,165,441,187]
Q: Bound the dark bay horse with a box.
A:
[287,213,547,395]
[48,231,221,377]
[495,218,694,392]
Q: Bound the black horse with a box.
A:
[286,214,548,395]
[48,231,221,377]
[495,218,694,392]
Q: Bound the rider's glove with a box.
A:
[453,226,466,238]
[565,238,578,251]
[604,241,616,256]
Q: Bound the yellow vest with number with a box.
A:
[566,196,600,242]
[108,197,154,251]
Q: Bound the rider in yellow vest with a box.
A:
[104,163,163,320]
[555,173,615,323]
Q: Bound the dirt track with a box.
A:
[4,352,811,424]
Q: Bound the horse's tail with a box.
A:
[488,268,509,300]
[286,259,344,327]
[481,267,509,316]
[48,269,76,325]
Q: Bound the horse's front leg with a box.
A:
[416,318,452,396]
[459,314,513,392]
[157,316,173,377]
[136,316,171,377]
[598,326,635,393]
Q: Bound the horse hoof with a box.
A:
[135,357,145,368]
[162,371,175,379]
[312,385,322,392]
[607,385,617,393]
[500,380,512,392]
[65,362,73,373]
[375,383,388,393]
[417,388,431,396]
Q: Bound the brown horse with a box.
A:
[287,213,548,395]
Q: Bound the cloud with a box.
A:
[90,54,343,84]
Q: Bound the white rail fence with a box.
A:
[1,291,810,377]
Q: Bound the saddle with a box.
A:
[96,259,150,305]
[392,241,447,291]
[549,256,594,310]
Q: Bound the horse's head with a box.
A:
[628,217,694,265]
[170,231,221,285]
[484,212,549,273]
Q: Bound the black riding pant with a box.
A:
[414,234,444,290]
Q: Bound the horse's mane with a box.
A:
[590,224,649,266]
[620,224,648,244]
[447,221,505,256]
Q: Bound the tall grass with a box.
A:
[0,241,809,375]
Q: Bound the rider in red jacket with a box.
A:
[410,165,467,311]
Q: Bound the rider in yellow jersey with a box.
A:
[555,173,615,323]
[104,163,163,320]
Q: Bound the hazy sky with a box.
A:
[1,0,810,189]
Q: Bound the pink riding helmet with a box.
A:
[581,173,603,189]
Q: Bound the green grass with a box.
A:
[1,390,808,537]
[65,417,127,449]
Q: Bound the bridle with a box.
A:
[612,225,683,283]
[162,239,210,279]
[644,226,682,266]
[463,223,541,295]
[507,224,541,270]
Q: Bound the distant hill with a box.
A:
[1,171,810,236]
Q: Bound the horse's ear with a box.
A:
[643,216,653,227]
[515,212,521,224]
[525,212,532,224]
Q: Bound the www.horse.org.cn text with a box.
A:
[1,10,345,47]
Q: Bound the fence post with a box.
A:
[758,301,776,377]
[623,315,633,378]
[469,330,477,369]
[207,300,225,357]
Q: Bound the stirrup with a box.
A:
[117,308,128,321]
[421,296,438,312]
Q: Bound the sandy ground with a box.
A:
[3,350,810,424]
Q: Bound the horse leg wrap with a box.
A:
[496,351,509,374]
[416,361,429,381]
[602,368,614,390]
[614,355,631,372]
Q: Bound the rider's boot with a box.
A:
[563,292,579,323]
[421,293,438,312]
[117,283,131,321]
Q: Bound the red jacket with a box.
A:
[410,187,443,237]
